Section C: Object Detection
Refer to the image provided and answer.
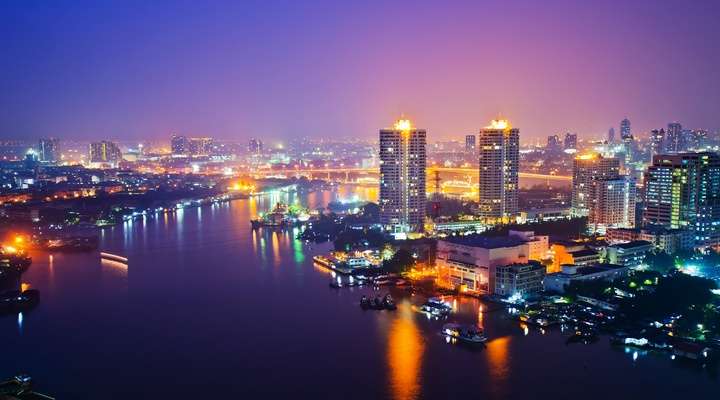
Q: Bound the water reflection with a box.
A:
[387,304,424,400]
[486,336,511,396]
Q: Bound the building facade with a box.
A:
[379,119,427,233]
[571,153,621,216]
[37,138,60,163]
[478,119,519,222]
[494,261,546,298]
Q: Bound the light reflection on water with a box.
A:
[387,302,424,400]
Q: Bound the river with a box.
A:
[0,187,716,399]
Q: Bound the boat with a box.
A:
[383,294,397,310]
[442,323,487,344]
[251,203,293,228]
[419,297,452,317]
[0,289,40,314]
[360,295,371,309]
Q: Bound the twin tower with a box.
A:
[379,118,519,233]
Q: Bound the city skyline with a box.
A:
[2,0,720,141]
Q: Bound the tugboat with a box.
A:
[442,323,487,344]
[419,297,452,317]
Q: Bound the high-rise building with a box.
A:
[171,135,190,155]
[666,122,682,153]
[465,134,476,153]
[546,134,562,153]
[189,137,213,156]
[37,138,60,163]
[379,119,427,233]
[620,118,631,139]
[89,141,122,165]
[478,119,519,222]
[643,152,720,248]
[620,118,634,165]
[608,127,615,144]
[248,138,264,154]
[564,132,577,151]
[571,153,621,216]
[589,176,636,233]
[650,129,666,160]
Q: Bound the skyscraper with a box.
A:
[666,122,682,153]
[478,119,519,222]
[571,153,621,216]
[248,138,264,154]
[650,129,666,160]
[546,134,562,154]
[589,176,636,233]
[89,141,122,166]
[465,134,476,153]
[171,135,190,155]
[620,118,631,139]
[564,132,577,151]
[189,137,213,156]
[379,119,427,233]
[37,138,60,163]
[608,127,615,144]
[620,118,634,165]
[643,152,720,248]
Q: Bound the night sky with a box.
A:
[1,0,719,142]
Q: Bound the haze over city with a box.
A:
[2,1,720,399]
[2,0,720,142]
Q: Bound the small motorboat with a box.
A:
[420,297,452,317]
[442,323,487,344]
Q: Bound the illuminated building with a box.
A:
[37,138,60,163]
[605,240,652,268]
[89,141,122,166]
[379,119,427,233]
[478,119,519,222]
[589,176,636,233]
[494,261,545,298]
[189,137,213,156]
[650,128,666,159]
[550,241,600,272]
[544,264,629,293]
[606,226,693,254]
[571,153,620,216]
[171,134,190,155]
[436,232,547,293]
[464,134,476,153]
[643,152,720,248]
[620,118,635,165]
[546,134,562,154]
[563,132,577,151]
[666,122,682,152]
[248,138,264,154]
[608,127,615,144]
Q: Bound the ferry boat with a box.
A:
[442,323,487,344]
[419,297,452,317]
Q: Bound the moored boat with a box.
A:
[419,297,452,317]
[442,323,487,344]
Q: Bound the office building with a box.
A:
[564,132,577,151]
[465,134,476,153]
[379,119,427,233]
[650,129,666,159]
[189,137,213,156]
[570,153,620,216]
[494,261,546,298]
[544,264,629,294]
[37,138,60,163]
[605,240,653,268]
[589,176,636,233]
[643,152,720,248]
[248,138,264,154]
[89,141,122,166]
[171,135,190,155]
[608,127,615,143]
[666,122,682,153]
[620,118,635,165]
[478,119,519,222]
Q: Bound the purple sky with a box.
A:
[1,0,719,143]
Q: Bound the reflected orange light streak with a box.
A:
[486,336,511,384]
[387,305,424,400]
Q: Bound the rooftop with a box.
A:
[611,240,652,250]
[442,235,528,249]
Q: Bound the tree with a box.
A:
[644,251,675,274]
[383,249,415,274]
